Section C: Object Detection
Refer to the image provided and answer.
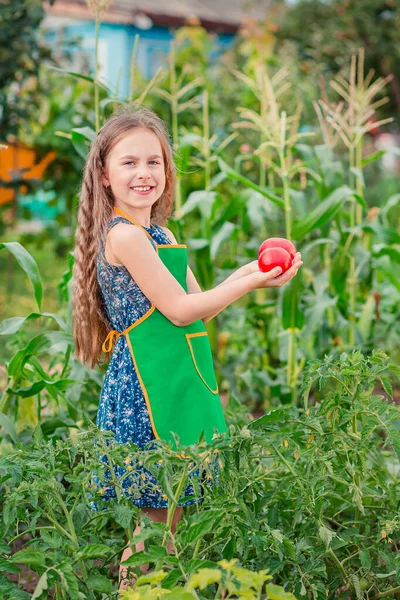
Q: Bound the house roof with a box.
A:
[47,0,268,33]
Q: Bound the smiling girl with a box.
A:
[72,106,302,591]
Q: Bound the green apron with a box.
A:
[102,208,228,452]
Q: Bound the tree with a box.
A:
[275,0,400,120]
[0,0,55,139]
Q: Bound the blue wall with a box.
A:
[45,20,234,98]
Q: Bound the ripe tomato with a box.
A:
[258,247,292,274]
[258,237,296,260]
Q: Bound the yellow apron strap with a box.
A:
[102,329,122,353]
[113,207,153,241]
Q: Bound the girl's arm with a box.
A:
[108,224,302,327]
[163,226,259,324]
[187,262,259,324]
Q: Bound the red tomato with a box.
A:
[258,237,296,260]
[258,247,292,274]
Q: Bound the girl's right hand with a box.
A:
[249,252,303,289]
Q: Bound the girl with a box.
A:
[72,106,302,591]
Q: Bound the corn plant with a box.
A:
[228,64,314,402]
[152,41,204,214]
[313,48,393,347]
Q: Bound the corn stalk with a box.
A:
[232,66,313,400]
[153,41,203,215]
[313,48,393,346]
[85,0,112,131]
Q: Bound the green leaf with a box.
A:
[217,157,285,208]
[271,529,284,543]
[210,222,237,260]
[359,549,371,571]
[350,167,365,188]
[187,568,221,591]
[114,505,134,529]
[353,193,367,209]
[265,583,297,600]
[187,238,209,251]
[85,574,113,594]
[301,238,337,258]
[0,413,19,444]
[72,126,96,142]
[122,546,168,566]
[31,571,48,600]
[381,193,400,220]
[375,571,396,579]
[318,525,335,547]
[166,589,195,600]
[388,429,400,458]
[180,510,225,547]
[33,424,43,446]
[0,242,42,310]
[373,244,400,264]
[350,574,363,600]
[179,190,217,219]
[0,457,22,483]
[40,417,77,435]
[292,186,352,239]
[46,65,112,93]
[137,570,169,586]
[379,376,393,398]
[248,407,298,429]
[77,544,113,560]
[361,150,385,166]
[0,558,21,574]
[58,560,80,600]
[71,128,96,159]
[8,331,73,378]
[3,502,17,527]
[185,559,218,574]
[0,540,11,554]
[160,568,182,589]
[280,273,304,330]
[363,223,400,245]
[246,192,278,228]
[10,549,46,567]
[357,295,376,343]
[0,312,68,335]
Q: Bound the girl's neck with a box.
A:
[113,206,152,229]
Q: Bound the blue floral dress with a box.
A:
[91,216,210,509]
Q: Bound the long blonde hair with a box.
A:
[72,106,176,368]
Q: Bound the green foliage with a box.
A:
[119,560,282,599]
[0,351,398,598]
[276,0,400,121]
[0,0,55,137]
[1,14,400,600]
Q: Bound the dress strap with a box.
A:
[113,207,153,240]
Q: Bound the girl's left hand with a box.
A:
[241,260,261,276]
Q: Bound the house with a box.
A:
[1,1,268,223]
[43,0,268,97]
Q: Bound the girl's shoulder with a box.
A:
[157,225,178,245]
[104,217,173,248]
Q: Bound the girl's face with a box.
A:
[102,127,166,215]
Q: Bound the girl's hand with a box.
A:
[248,252,303,289]
[240,260,261,276]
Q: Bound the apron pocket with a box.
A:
[185,332,219,395]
